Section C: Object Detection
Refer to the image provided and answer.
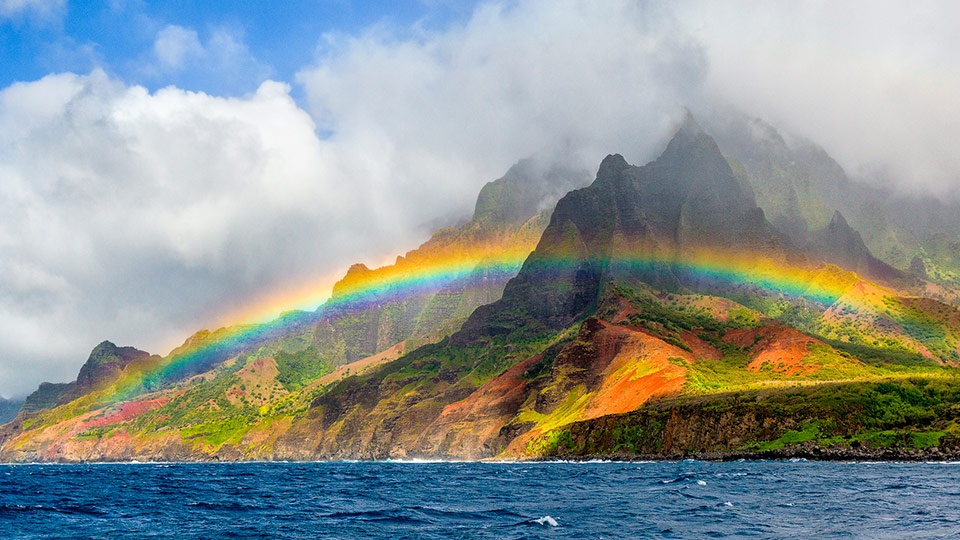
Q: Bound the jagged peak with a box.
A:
[330,263,374,299]
[89,340,119,357]
[75,341,151,394]
[829,210,849,230]
[658,111,726,168]
[345,263,372,275]
[82,341,148,364]
[678,107,705,136]
[472,156,590,226]
[596,154,630,179]
[812,209,903,282]
[821,210,863,248]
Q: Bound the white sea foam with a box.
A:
[696,480,707,486]
[383,458,456,464]
[533,516,559,527]
[514,459,630,464]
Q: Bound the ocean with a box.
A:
[1,460,957,538]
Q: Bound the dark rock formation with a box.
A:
[76,341,151,393]
[457,113,784,342]
[811,210,903,282]
[20,382,75,414]
[909,255,928,279]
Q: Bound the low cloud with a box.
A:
[678,0,960,195]
[298,1,699,185]
[0,72,396,396]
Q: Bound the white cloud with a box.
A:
[0,71,387,397]
[145,23,272,94]
[0,0,64,21]
[153,25,203,69]
[299,1,698,183]
[677,0,960,194]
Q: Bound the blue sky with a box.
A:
[0,0,477,97]
[1,0,958,398]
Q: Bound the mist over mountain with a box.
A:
[700,107,960,292]
[457,113,783,342]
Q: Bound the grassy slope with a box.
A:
[520,280,960,459]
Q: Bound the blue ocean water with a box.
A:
[0,460,958,539]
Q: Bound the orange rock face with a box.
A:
[724,325,822,376]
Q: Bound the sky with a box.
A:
[0,0,958,398]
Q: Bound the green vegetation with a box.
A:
[180,416,250,450]
[536,375,960,458]
[754,421,821,451]
[820,338,934,367]
[274,348,331,391]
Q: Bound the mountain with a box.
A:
[4,114,960,462]
[18,342,156,414]
[19,382,75,415]
[265,157,590,376]
[704,109,960,296]
[810,210,903,282]
[457,113,785,342]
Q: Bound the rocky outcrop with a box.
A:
[309,159,589,365]
[457,113,784,342]
[909,255,928,278]
[19,341,152,415]
[540,379,960,460]
[20,382,75,414]
[75,341,152,393]
[811,210,903,282]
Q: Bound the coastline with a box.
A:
[541,444,960,463]
[4,444,960,465]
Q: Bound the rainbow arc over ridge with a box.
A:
[104,246,881,404]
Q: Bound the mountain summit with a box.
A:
[812,210,903,282]
[458,115,783,340]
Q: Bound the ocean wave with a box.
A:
[530,515,559,527]
[3,460,958,538]
[659,473,699,484]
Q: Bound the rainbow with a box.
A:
[103,245,880,404]
[104,244,535,402]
